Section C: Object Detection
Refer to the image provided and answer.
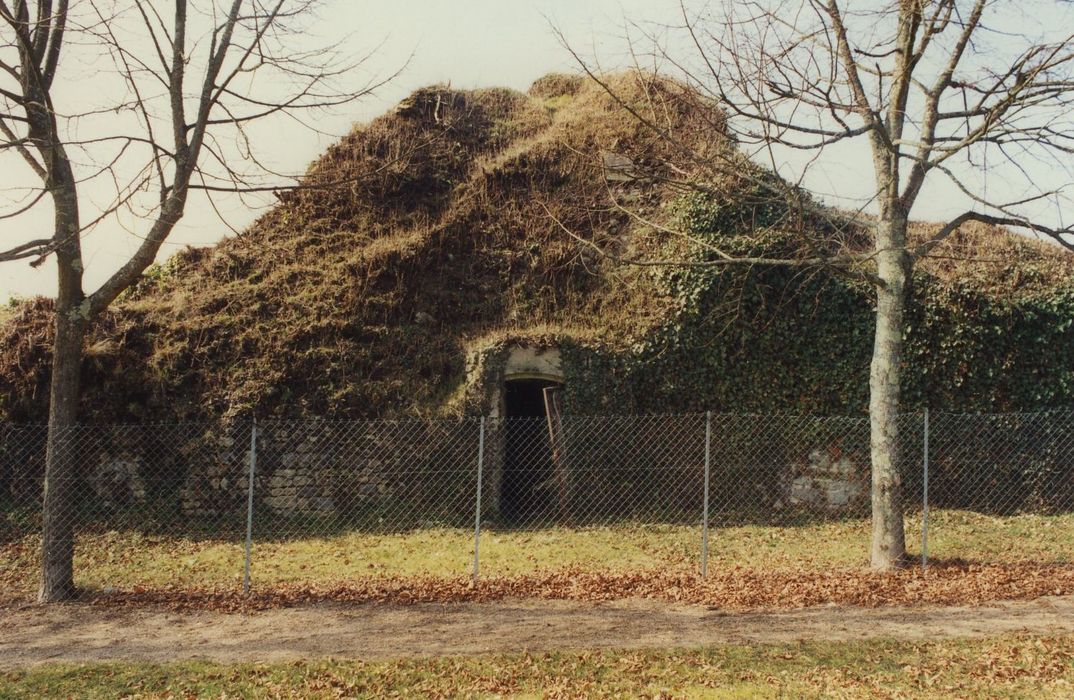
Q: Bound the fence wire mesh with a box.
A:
[2,410,1073,595]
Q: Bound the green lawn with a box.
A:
[3,634,1073,698]
[1,510,1072,600]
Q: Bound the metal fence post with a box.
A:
[921,408,929,571]
[701,411,712,580]
[472,416,486,584]
[243,417,258,595]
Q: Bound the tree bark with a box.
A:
[38,306,85,601]
[38,180,85,603]
[869,218,909,570]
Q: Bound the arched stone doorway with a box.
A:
[501,376,563,523]
[499,346,564,525]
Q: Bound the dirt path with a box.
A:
[3,596,1074,669]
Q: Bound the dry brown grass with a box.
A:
[8,634,1074,698]
[911,219,1074,296]
[2,510,1071,610]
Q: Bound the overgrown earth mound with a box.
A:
[2,72,1073,422]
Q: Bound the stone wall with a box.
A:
[246,420,480,525]
[177,425,250,518]
[1,417,868,528]
[785,449,867,511]
[91,455,147,508]
[254,423,393,515]
[0,424,46,506]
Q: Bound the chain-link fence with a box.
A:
[2,410,1073,596]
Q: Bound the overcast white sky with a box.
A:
[2,0,1072,301]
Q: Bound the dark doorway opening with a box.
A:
[502,378,562,524]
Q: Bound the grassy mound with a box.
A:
[0,72,1070,421]
[0,74,735,421]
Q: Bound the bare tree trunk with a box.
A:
[869,218,909,570]
[38,308,84,601]
[39,187,85,602]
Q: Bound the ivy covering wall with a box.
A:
[560,192,1074,416]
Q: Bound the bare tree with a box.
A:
[565,0,1074,568]
[0,0,384,601]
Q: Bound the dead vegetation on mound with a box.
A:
[911,219,1074,296]
[0,71,1070,422]
[0,73,739,421]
